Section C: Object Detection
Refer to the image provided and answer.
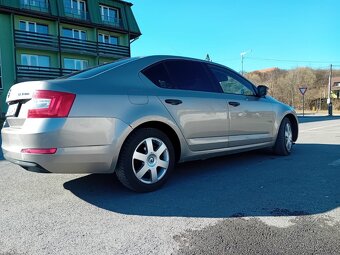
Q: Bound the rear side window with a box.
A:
[142,62,173,89]
[142,60,220,93]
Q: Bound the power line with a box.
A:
[247,56,340,64]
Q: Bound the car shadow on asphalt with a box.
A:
[63,143,340,218]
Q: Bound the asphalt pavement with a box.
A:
[0,116,340,254]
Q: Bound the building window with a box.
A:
[21,54,50,67]
[64,0,87,20]
[62,28,86,40]
[64,58,88,70]
[19,20,48,34]
[100,5,119,25]
[20,0,48,11]
[98,33,118,45]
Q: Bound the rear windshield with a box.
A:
[63,57,138,79]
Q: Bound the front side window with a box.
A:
[62,28,86,40]
[100,5,119,24]
[19,20,48,34]
[64,58,88,70]
[21,54,50,67]
[143,60,220,93]
[98,33,118,45]
[208,65,255,96]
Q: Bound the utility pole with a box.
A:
[240,50,251,75]
[327,64,333,116]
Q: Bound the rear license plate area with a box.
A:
[6,103,19,117]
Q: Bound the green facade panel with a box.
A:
[123,5,140,35]
[0,13,15,113]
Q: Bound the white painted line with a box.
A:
[301,124,340,132]
[329,159,340,166]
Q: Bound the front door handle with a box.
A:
[165,99,182,105]
[229,101,240,107]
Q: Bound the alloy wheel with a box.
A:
[132,137,169,184]
[285,122,293,152]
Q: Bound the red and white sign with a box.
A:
[299,87,307,95]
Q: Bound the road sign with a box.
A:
[299,87,308,116]
[299,87,307,95]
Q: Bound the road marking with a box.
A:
[301,123,340,132]
[329,159,340,166]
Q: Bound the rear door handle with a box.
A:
[229,101,240,107]
[165,99,182,105]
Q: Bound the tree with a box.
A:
[246,67,327,110]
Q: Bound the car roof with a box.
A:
[63,55,232,80]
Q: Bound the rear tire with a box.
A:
[115,128,175,192]
[273,117,293,156]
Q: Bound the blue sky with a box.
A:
[130,0,340,72]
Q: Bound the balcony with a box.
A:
[15,30,58,51]
[14,30,130,58]
[64,7,90,21]
[19,0,49,13]
[101,16,124,29]
[16,65,75,81]
[97,42,130,57]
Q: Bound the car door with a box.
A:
[141,59,229,151]
[207,64,275,147]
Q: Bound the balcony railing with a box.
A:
[101,16,124,29]
[98,42,130,57]
[19,0,49,13]
[16,65,76,81]
[14,30,130,58]
[64,7,90,21]
[60,37,97,55]
[15,30,58,49]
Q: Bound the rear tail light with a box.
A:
[21,148,57,154]
[28,90,76,118]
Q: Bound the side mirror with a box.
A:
[257,85,268,97]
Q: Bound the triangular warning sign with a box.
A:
[299,87,307,95]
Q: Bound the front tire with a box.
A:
[273,117,293,156]
[116,128,175,192]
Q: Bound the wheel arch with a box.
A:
[284,113,299,142]
[120,121,182,163]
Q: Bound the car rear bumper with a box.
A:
[1,117,132,173]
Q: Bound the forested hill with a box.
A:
[245,68,340,110]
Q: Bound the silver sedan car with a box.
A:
[1,56,298,192]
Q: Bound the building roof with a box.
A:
[331,77,340,91]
